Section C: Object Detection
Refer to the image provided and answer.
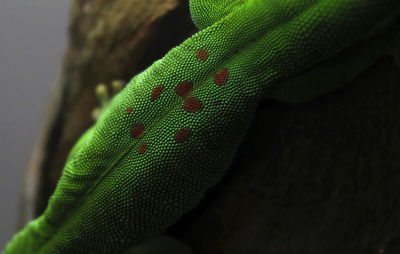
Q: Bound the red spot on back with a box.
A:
[151,85,164,101]
[174,127,192,143]
[196,49,209,62]
[175,81,193,98]
[214,68,229,86]
[138,143,148,154]
[126,107,133,115]
[130,124,145,139]
[183,97,202,113]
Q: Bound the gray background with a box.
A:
[0,0,70,249]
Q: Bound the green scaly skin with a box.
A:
[4,0,400,253]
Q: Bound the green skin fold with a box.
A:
[3,0,400,253]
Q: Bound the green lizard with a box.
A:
[3,0,400,253]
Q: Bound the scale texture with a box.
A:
[3,0,400,253]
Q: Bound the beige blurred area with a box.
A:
[0,0,70,248]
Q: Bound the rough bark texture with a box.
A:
[21,1,400,253]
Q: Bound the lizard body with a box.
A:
[4,0,400,253]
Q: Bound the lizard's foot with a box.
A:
[91,80,125,121]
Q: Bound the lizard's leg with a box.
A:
[265,18,400,103]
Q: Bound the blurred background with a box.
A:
[0,0,70,248]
